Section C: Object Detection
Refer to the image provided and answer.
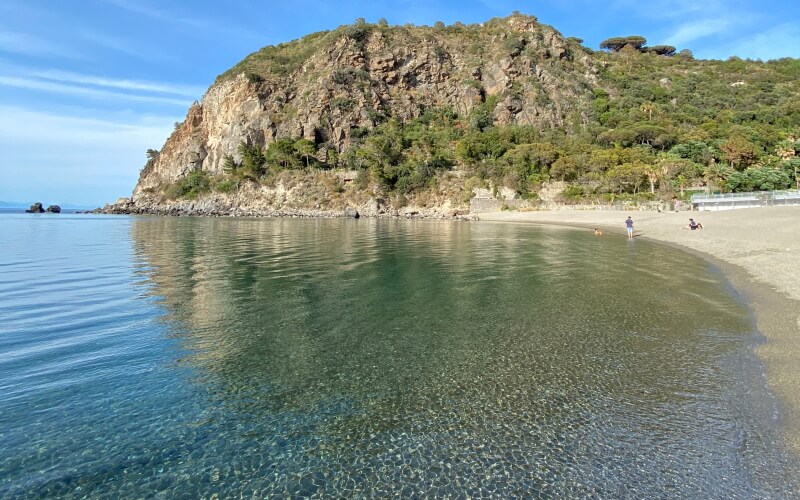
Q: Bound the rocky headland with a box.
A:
[105,13,799,218]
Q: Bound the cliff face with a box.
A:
[132,15,598,204]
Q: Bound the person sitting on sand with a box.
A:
[594,228,603,236]
[685,218,703,230]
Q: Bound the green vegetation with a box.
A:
[183,15,800,204]
[166,170,211,200]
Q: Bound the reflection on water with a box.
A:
[1,215,798,497]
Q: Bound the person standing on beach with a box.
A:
[625,216,634,239]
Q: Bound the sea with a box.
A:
[1,213,798,497]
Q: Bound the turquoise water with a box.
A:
[0,214,797,497]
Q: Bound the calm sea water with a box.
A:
[1,214,798,497]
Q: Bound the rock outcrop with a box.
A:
[25,202,45,213]
[128,14,597,215]
[46,205,61,213]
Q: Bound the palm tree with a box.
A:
[639,101,658,122]
[703,161,733,193]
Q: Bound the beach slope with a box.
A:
[481,206,800,450]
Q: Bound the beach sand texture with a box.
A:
[481,206,800,452]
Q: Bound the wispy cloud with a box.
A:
[77,31,175,63]
[0,76,193,106]
[664,18,732,46]
[99,0,261,41]
[27,69,205,98]
[0,105,174,147]
[698,22,800,60]
[0,30,85,59]
[611,0,723,18]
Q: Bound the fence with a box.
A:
[691,190,800,211]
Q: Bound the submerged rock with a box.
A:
[25,202,45,213]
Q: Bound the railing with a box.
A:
[691,190,800,211]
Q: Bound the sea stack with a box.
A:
[25,202,45,213]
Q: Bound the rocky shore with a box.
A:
[94,197,478,221]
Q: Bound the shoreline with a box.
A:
[479,207,800,454]
[92,204,478,221]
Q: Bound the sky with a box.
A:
[1,0,798,207]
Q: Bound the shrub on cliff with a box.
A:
[167,170,211,200]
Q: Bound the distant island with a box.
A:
[101,13,800,218]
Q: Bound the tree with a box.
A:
[600,36,647,52]
[623,36,647,50]
[500,143,559,191]
[266,139,299,169]
[294,139,317,169]
[643,164,662,194]
[597,128,638,147]
[657,155,701,194]
[726,167,792,192]
[550,156,579,181]
[237,142,266,177]
[145,149,160,161]
[222,154,238,173]
[639,101,658,122]
[632,124,674,149]
[703,161,734,192]
[606,160,648,193]
[669,142,716,166]
[720,135,759,170]
[600,37,627,52]
[643,45,676,56]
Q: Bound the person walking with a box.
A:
[625,216,634,239]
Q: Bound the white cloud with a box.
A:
[0,30,85,59]
[698,22,800,60]
[77,31,176,63]
[0,76,193,106]
[664,18,732,46]
[611,0,724,18]
[0,105,175,146]
[99,0,261,41]
[30,69,205,98]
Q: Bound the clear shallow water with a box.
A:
[0,214,798,498]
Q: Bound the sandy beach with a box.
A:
[481,206,800,452]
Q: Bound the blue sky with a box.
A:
[1,0,798,206]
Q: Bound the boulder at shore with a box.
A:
[25,202,45,213]
[46,205,61,213]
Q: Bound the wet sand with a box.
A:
[480,207,800,452]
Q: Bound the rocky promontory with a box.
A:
[120,13,596,217]
[112,12,800,217]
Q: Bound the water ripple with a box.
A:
[0,215,797,498]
